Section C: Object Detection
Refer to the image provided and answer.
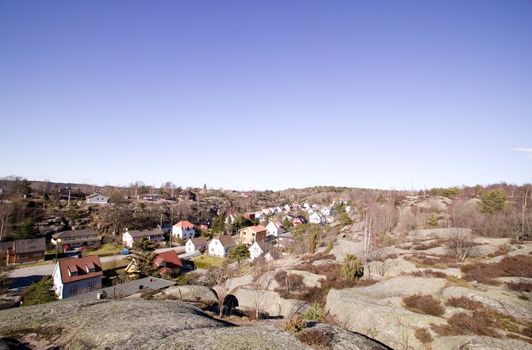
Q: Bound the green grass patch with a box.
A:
[102,258,129,271]
[192,255,225,269]
[83,243,123,257]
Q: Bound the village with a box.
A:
[2,192,351,304]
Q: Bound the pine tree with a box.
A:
[130,236,157,277]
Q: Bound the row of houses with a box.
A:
[0,238,46,265]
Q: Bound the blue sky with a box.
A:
[0,0,531,190]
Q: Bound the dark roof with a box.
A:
[217,234,236,248]
[57,256,103,284]
[0,241,13,251]
[73,277,175,300]
[13,238,46,254]
[190,236,208,247]
[53,229,100,239]
[256,241,273,253]
[126,228,164,238]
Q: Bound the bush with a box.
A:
[432,311,501,337]
[415,328,433,344]
[340,254,363,281]
[283,315,306,334]
[506,282,532,292]
[22,277,56,306]
[445,297,483,310]
[296,329,333,348]
[403,294,445,317]
[461,255,532,284]
[409,269,447,278]
[302,303,325,321]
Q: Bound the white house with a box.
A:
[172,220,196,240]
[208,235,236,257]
[85,193,109,204]
[122,228,165,249]
[320,207,332,217]
[249,241,275,263]
[309,212,325,225]
[266,220,284,237]
[52,256,103,299]
[185,236,208,254]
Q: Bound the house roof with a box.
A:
[57,256,103,284]
[126,228,164,238]
[242,225,267,233]
[86,193,108,199]
[13,238,46,254]
[73,276,175,300]
[256,241,273,253]
[217,234,236,248]
[0,241,14,251]
[190,236,208,247]
[153,250,183,269]
[173,220,194,229]
[272,220,283,229]
[278,232,295,240]
[53,229,99,239]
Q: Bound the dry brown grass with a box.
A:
[275,263,377,305]
[403,294,445,317]
[296,328,333,349]
[445,297,484,310]
[409,269,447,278]
[414,328,433,344]
[432,311,501,337]
[461,255,532,285]
[404,254,460,268]
[506,282,532,292]
[413,240,443,251]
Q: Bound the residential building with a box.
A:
[6,238,46,265]
[137,194,163,202]
[276,232,295,248]
[51,229,102,252]
[208,235,236,257]
[185,236,208,254]
[249,241,276,262]
[266,220,284,238]
[153,250,183,276]
[172,220,196,240]
[122,228,165,248]
[238,225,267,245]
[292,216,307,226]
[52,256,103,299]
[85,193,109,204]
[309,212,325,225]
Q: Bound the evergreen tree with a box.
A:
[17,218,37,239]
[130,236,157,277]
[22,277,56,306]
[228,244,250,266]
[479,190,507,214]
[340,254,364,281]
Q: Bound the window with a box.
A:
[70,285,79,295]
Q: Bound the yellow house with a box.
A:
[238,225,267,245]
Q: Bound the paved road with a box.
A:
[8,246,185,290]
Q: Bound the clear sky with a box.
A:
[1,0,531,190]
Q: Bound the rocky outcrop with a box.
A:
[161,285,218,305]
[330,239,365,262]
[432,335,531,350]
[0,298,390,350]
[326,287,446,349]
[231,288,305,318]
[442,285,532,322]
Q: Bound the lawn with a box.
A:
[83,243,124,257]
[192,255,225,269]
[102,258,129,271]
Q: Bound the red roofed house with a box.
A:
[153,250,183,276]
[172,220,196,240]
[52,256,103,299]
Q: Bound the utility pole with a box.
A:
[67,187,71,207]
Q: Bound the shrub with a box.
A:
[409,269,447,278]
[413,240,441,251]
[302,303,325,321]
[414,328,432,344]
[22,277,56,306]
[445,297,483,310]
[432,311,501,337]
[296,329,333,348]
[283,315,306,333]
[340,254,364,281]
[461,255,532,284]
[506,282,532,292]
[403,294,445,317]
